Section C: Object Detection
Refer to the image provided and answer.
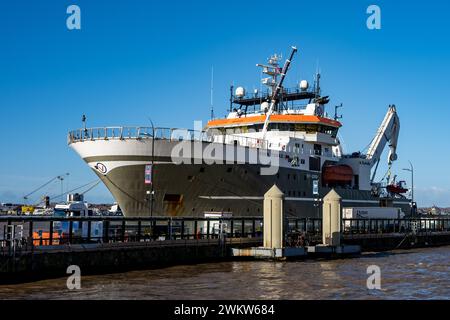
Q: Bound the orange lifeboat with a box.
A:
[322,165,353,186]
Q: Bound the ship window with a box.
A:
[331,128,338,138]
[301,159,305,165]
[295,124,307,132]
[306,124,318,133]
[187,176,194,181]
[314,144,322,156]
[227,167,232,173]
[200,167,205,173]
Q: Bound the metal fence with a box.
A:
[342,217,450,235]
[1,216,449,256]
[0,216,266,256]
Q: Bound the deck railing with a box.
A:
[68,127,269,150]
[0,216,266,256]
[2,216,449,257]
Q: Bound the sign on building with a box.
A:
[313,180,319,195]
[145,165,152,185]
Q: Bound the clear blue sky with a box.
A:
[1,0,449,206]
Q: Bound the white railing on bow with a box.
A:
[68,127,268,150]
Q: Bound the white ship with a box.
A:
[68,46,411,217]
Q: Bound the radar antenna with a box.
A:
[210,66,214,120]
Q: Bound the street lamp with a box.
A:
[403,161,414,216]
[148,118,155,217]
[57,173,70,202]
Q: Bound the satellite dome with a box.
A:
[300,80,309,91]
[235,87,246,98]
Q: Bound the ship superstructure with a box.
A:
[68,46,411,217]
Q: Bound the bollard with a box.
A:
[322,189,342,246]
[263,185,285,249]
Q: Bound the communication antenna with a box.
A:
[229,84,234,113]
[314,71,321,97]
[210,66,214,120]
[334,103,343,121]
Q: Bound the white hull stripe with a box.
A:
[342,199,379,204]
[87,161,172,175]
[199,196,264,200]
[198,196,408,205]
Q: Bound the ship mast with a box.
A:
[261,46,298,140]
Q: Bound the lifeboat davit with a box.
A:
[322,165,353,185]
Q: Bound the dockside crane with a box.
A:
[23,173,70,203]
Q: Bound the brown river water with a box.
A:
[0,246,449,300]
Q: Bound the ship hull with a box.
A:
[70,138,411,218]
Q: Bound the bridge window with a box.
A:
[314,144,322,155]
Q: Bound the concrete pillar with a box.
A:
[322,189,342,246]
[263,185,284,249]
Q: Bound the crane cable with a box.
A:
[23,175,60,200]
[40,180,100,205]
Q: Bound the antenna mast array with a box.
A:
[210,66,214,120]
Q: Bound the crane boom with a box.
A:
[261,46,298,139]
[23,176,59,200]
[366,105,400,182]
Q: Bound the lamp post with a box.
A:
[148,118,155,217]
[57,173,70,202]
[403,161,414,216]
